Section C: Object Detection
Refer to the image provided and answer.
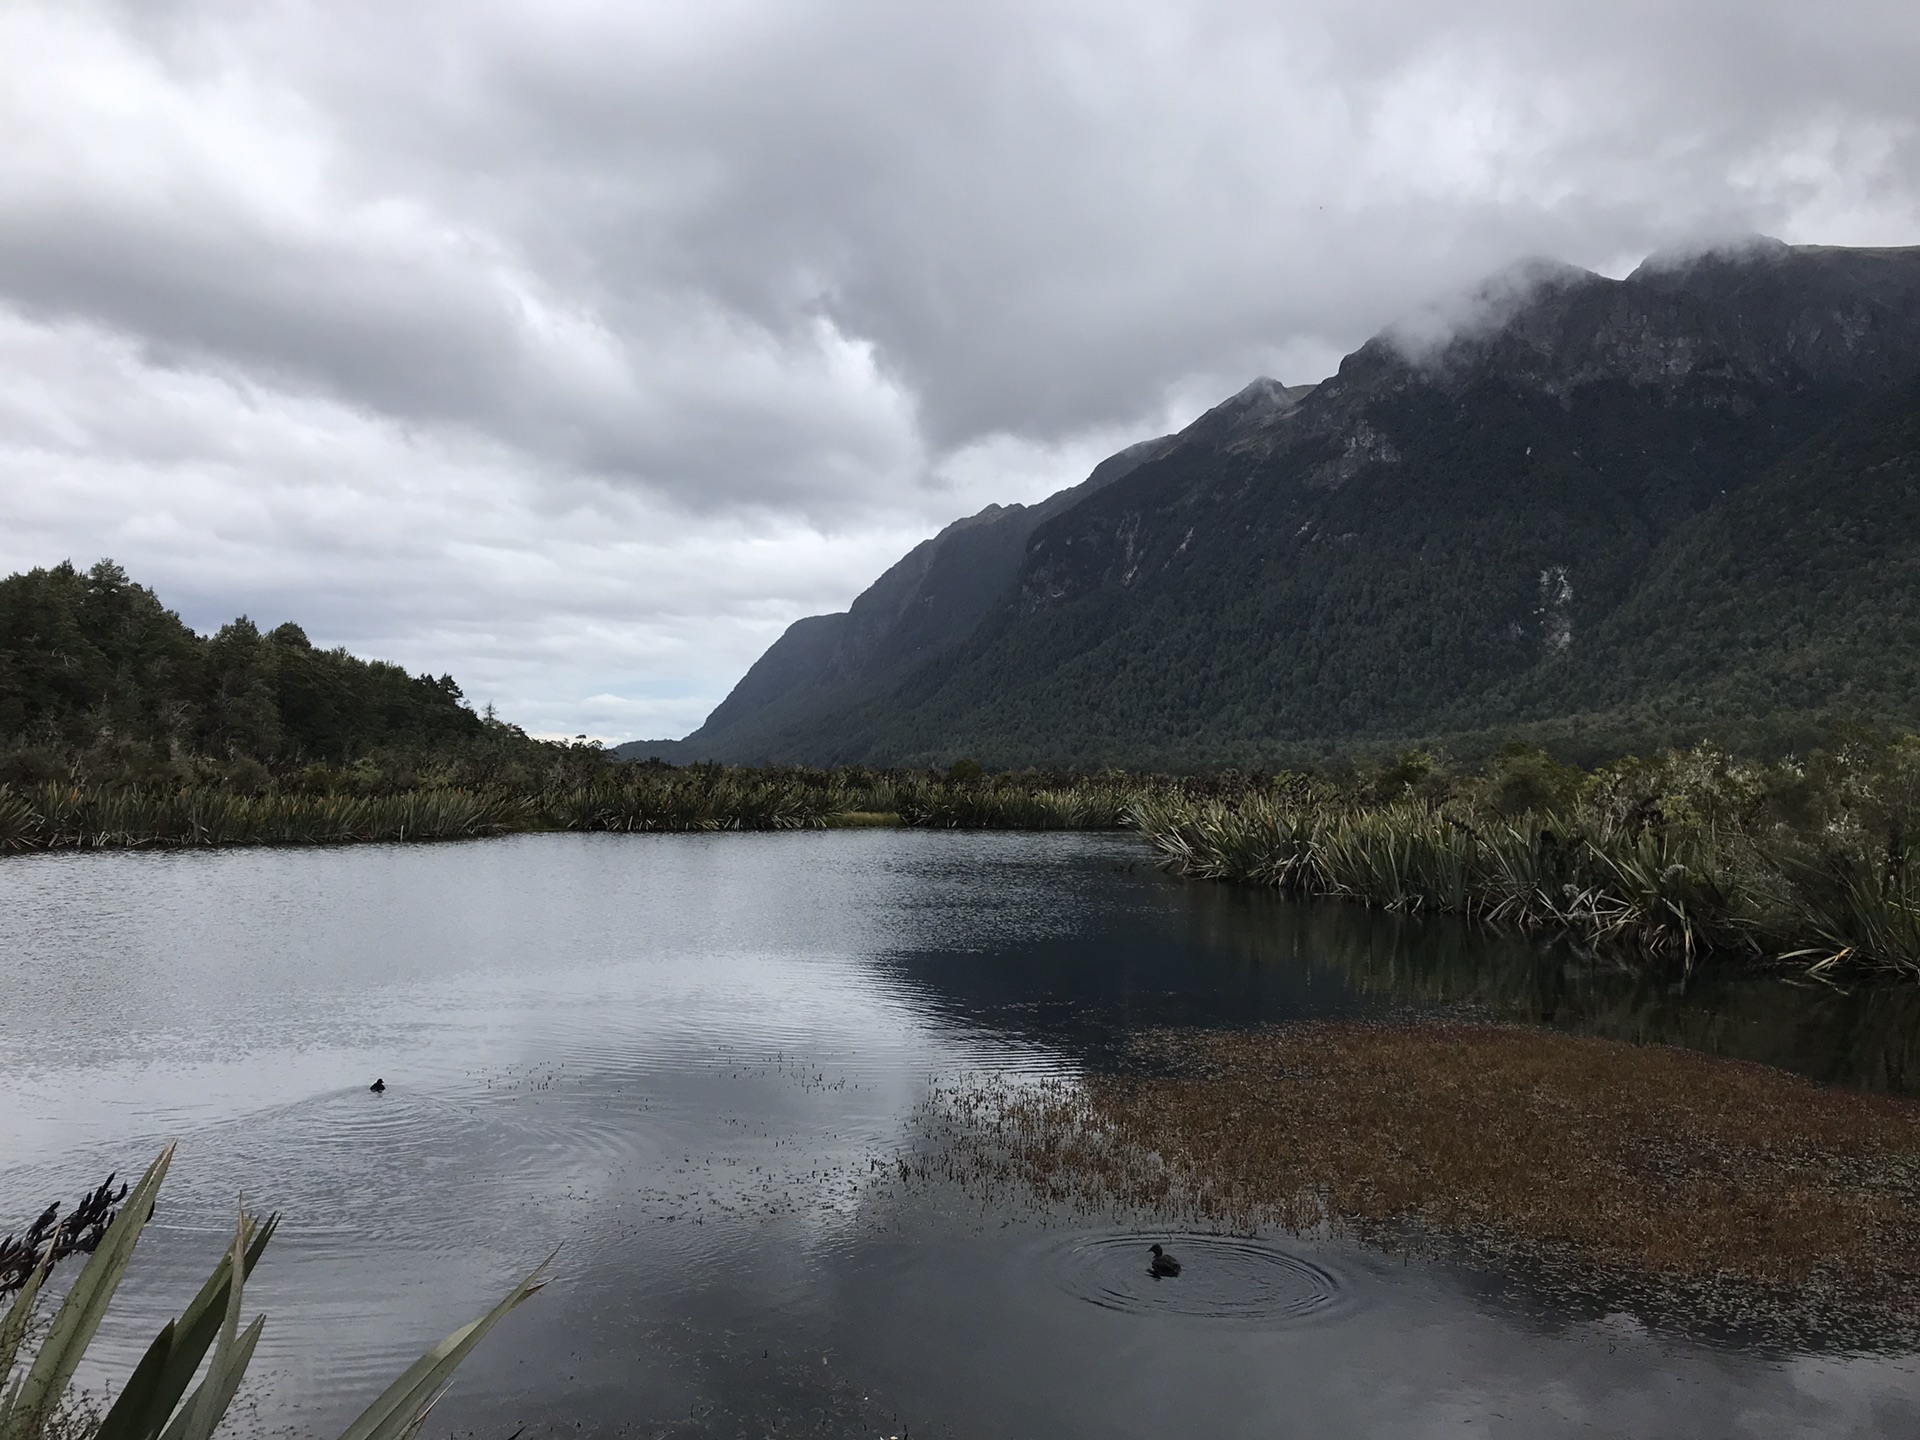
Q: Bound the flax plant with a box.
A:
[1,1146,548,1440]
[1135,755,1920,975]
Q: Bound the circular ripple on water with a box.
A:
[1042,1231,1350,1326]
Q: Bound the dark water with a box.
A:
[1,831,1916,1438]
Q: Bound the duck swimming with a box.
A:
[1148,1243,1181,1278]
[369,1078,386,1093]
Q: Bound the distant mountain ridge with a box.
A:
[697,433,1179,734]
[615,431,1187,762]
[621,239,1920,768]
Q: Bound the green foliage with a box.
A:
[0,561,483,764]
[535,765,843,833]
[0,785,525,850]
[676,363,1920,773]
[0,763,1172,851]
[1478,743,1586,817]
[1133,739,1920,976]
[893,773,1139,829]
[1,1146,548,1440]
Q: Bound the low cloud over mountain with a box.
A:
[2,1,1916,736]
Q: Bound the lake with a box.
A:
[2,830,1917,1438]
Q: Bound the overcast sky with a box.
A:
[2,0,1916,739]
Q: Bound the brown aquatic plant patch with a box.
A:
[925,1022,1920,1340]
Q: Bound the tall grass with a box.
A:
[1132,742,1920,976]
[530,769,840,833]
[0,784,524,850]
[2,1145,547,1440]
[0,766,1155,851]
[892,775,1140,829]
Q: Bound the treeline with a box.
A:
[0,560,485,779]
[1134,739,1920,976]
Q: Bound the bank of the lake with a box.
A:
[1134,741,1920,978]
[0,768,1141,849]
[14,741,1920,982]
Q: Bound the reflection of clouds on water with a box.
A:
[0,830,1916,1437]
[817,1207,1920,1440]
[1360,1307,1920,1440]
[0,830,1114,1165]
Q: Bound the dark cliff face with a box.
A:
[671,430,1182,755]
[957,241,1920,756]
[1025,241,1920,609]
[1485,370,1920,735]
[640,239,1920,768]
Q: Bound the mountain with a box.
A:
[614,429,1188,761]
[628,239,1920,769]
[1481,368,1920,751]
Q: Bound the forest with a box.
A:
[0,559,489,788]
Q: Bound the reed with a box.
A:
[1130,743,1920,975]
[894,776,1139,830]
[0,766,1157,852]
[0,784,525,849]
[531,770,837,832]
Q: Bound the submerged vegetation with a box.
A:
[1174,882,1920,1093]
[923,1022,1920,1345]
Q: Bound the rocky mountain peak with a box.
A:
[637,240,1920,768]
[1290,239,1920,426]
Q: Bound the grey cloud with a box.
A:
[19,0,1920,480]
[1383,256,1598,364]
[2,0,1917,735]
[377,0,1918,442]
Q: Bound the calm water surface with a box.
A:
[1,831,1916,1438]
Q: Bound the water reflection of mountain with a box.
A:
[877,860,1920,1094]
[1182,883,1920,1095]
[872,869,1376,1067]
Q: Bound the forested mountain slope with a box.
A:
[613,428,1185,762]
[636,240,1920,768]
[1470,371,1920,752]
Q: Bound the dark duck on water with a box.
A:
[369,1078,386,1093]
[1148,1243,1181,1278]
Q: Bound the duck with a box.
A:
[1148,1243,1181,1278]
[369,1078,386,1093]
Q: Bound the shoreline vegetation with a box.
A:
[0,763,1147,849]
[919,1021,1920,1347]
[10,556,1920,975]
[10,736,1920,977]
[0,1144,545,1440]
[1133,740,1920,977]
